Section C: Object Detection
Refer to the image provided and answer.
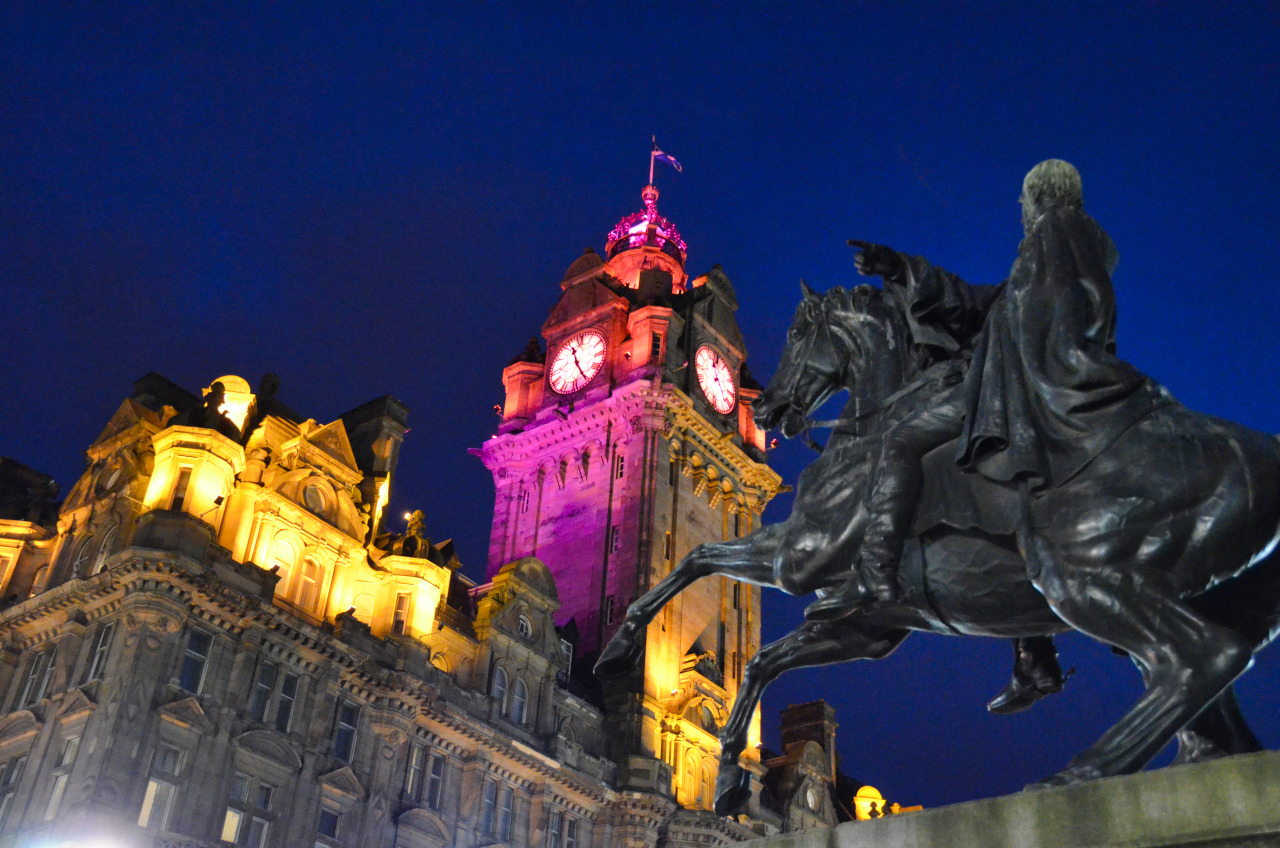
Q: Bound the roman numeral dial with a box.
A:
[695,345,736,413]
[548,330,607,394]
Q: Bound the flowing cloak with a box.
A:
[956,204,1170,490]
[886,255,999,364]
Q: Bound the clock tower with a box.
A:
[479,184,783,806]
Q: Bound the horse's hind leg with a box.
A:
[1028,536,1254,786]
[714,619,909,815]
[1173,685,1262,764]
[595,526,784,678]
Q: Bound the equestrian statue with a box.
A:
[595,160,1280,815]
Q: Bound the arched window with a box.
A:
[511,678,528,725]
[28,565,50,598]
[70,539,91,577]
[270,538,299,596]
[297,559,321,612]
[682,752,701,807]
[491,666,508,711]
[92,525,119,575]
[701,764,715,810]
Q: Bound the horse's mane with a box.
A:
[821,283,919,384]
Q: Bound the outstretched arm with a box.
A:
[849,238,997,352]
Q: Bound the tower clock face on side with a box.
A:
[695,345,736,413]
[549,330,608,394]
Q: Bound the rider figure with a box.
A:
[807,160,1158,712]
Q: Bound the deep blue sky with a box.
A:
[3,3,1278,810]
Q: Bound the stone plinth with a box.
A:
[748,751,1280,848]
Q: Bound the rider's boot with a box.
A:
[987,636,1066,714]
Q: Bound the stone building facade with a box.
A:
[0,187,867,848]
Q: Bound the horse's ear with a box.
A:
[799,280,819,301]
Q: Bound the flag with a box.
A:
[653,147,683,173]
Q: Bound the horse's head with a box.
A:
[753,282,912,439]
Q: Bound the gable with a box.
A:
[543,277,624,332]
[93,399,148,447]
[0,711,41,748]
[306,419,359,471]
[234,730,303,770]
[319,765,365,800]
[158,696,214,735]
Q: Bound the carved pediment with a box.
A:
[306,420,358,471]
[398,808,449,842]
[543,278,624,332]
[319,765,365,800]
[0,711,41,746]
[93,399,149,447]
[234,730,303,770]
[54,689,96,723]
[158,696,214,734]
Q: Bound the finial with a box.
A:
[642,184,659,209]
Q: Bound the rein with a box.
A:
[787,301,933,453]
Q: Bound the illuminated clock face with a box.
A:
[695,345,736,413]
[548,330,607,394]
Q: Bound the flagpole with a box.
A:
[649,135,656,185]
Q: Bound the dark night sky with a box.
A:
[3,3,1279,810]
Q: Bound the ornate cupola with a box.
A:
[604,185,689,293]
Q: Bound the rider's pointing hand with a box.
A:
[848,239,904,280]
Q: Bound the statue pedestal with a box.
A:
[748,750,1280,848]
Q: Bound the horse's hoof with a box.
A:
[714,764,752,816]
[1025,764,1103,791]
[594,625,642,679]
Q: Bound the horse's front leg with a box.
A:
[714,618,909,816]
[594,525,784,679]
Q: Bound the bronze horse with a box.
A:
[595,283,1280,814]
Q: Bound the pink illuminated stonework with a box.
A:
[479,186,781,798]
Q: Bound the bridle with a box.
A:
[774,294,932,454]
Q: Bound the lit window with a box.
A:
[18,646,58,707]
[559,639,573,669]
[223,771,274,846]
[178,630,212,693]
[170,468,193,511]
[58,735,80,767]
[0,756,27,829]
[480,780,497,833]
[333,702,359,762]
[138,778,176,830]
[28,565,50,598]
[511,679,528,725]
[393,593,410,635]
[298,560,321,612]
[249,662,277,723]
[491,667,508,711]
[614,454,625,479]
[86,622,116,681]
[425,752,445,810]
[497,786,514,840]
[404,744,426,804]
[92,525,119,575]
[547,811,563,848]
[44,773,68,820]
[651,332,663,362]
[275,673,299,733]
